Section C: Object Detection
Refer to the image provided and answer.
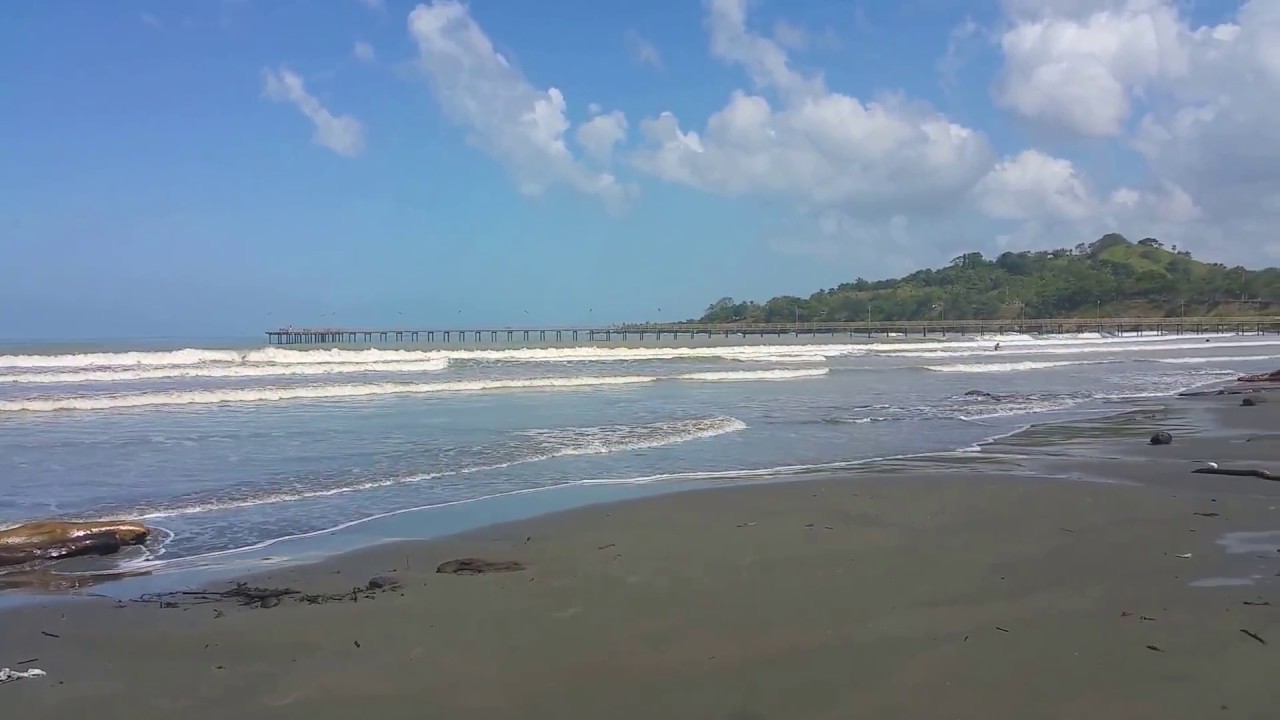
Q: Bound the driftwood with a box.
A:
[436,558,526,575]
[1192,467,1276,481]
[0,532,123,568]
[0,521,149,569]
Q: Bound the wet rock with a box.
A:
[436,558,526,575]
[1150,431,1173,446]
[1242,397,1264,407]
[1237,370,1280,383]
[964,390,999,400]
[366,575,400,590]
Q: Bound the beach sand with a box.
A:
[1,394,1277,719]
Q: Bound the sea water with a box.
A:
[1,331,1278,576]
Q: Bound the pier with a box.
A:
[266,316,1280,345]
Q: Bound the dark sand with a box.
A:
[2,394,1278,719]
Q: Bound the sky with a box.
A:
[3,0,1278,338]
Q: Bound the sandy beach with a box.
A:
[2,392,1278,719]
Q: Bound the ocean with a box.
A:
[2,331,1278,580]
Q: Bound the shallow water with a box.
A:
[1,330,1277,577]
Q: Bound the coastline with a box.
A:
[0,376,1261,602]
[1,391,1277,718]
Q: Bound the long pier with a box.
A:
[266,316,1280,345]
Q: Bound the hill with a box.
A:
[696,234,1280,323]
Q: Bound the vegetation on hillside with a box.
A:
[697,234,1280,323]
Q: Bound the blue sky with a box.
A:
[2,0,1274,338]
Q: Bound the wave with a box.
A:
[0,368,829,413]
[93,416,748,521]
[1153,354,1280,364]
[883,338,1280,359]
[0,347,459,369]
[0,375,656,412]
[676,368,829,381]
[0,359,451,384]
[925,360,1111,373]
[0,344,860,370]
[7,330,1250,371]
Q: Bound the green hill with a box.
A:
[697,234,1280,323]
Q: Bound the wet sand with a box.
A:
[1,393,1278,719]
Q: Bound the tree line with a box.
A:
[695,234,1279,324]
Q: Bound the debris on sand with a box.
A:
[133,579,403,609]
[436,558,526,575]
[0,667,47,684]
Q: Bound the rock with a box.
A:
[963,390,999,400]
[1237,370,1280,383]
[366,575,400,590]
[1242,397,1264,407]
[259,595,281,609]
[0,521,149,568]
[1150,431,1173,446]
[436,558,526,575]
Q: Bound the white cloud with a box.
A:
[576,110,628,164]
[407,1,635,211]
[973,149,1096,221]
[938,18,980,92]
[993,1,1189,137]
[632,0,994,215]
[353,40,376,63]
[261,67,365,157]
[771,19,809,50]
[991,0,1280,261]
[624,30,663,69]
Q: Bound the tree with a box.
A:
[687,232,1279,324]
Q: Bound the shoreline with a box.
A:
[1,373,1263,603]
[1,392,1277,717]
[0,393,1172,604]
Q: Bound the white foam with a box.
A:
[676,368,830,381]
[0,367,830,413]
[1154,354,1280,364]
[884,338,1280,359]
[0,375,658,413]
[96,416,748,520]
[926,360,1107,373]
[0,359,450,384]
[7,330,1246,372]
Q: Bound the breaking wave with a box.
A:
[0,368,829,413]
[94,416,748,521]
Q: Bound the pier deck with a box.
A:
[266,317,1280,345]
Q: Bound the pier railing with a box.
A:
[266,316,1280,345]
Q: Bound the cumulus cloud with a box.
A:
[576,110,628,164]
[631,0,995,216]
[261,67,365,157]
[384,0,1279,266]
[353,40,375,63]
[992,0,1280,260]
[993,0,1189,137]
[408,1,635,211]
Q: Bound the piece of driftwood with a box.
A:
[0,520,150,569]
[1192,467,1276,481]
[436,558,526,575]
